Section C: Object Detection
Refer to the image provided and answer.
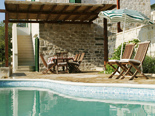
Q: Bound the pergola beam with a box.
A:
[117,0,122,32]
[0,9,5,12]
[5,20,92,24]
[104,18,108,69]
[7,11,97,16]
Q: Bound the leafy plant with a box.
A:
[0,21,12,66]
[143,55,155,73]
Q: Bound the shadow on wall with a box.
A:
[39,22,116,71]
[137,24,155,56]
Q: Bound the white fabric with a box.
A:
[47,56,57,65]
[120,59,143,72]
[58,62,67,65]
[108,60,119,62]
[119,59,141,64]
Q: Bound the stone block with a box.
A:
[0,67,12,78]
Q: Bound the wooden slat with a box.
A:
[80,6,104,22]
[63,6,81,20]
[4,1,116,23]
[54,5,69,21]
[16,4,19,19]
[27,4,32,21]
[46,5,57,21]
[37,4,45,21]
[72,6,93,21]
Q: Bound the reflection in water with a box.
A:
[0,88,155,116]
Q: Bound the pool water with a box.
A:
[0,88,155,116]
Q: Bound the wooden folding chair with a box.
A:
[119,41,150,80]
[107,43,135,79]
[69,53,85,73]
[40,54,55,74]
[55,52,68,74]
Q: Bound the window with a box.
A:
[69,0,81,3]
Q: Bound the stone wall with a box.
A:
[39,24,105,71]
[39,0,151,71]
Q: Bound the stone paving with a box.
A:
[6,71,155,85]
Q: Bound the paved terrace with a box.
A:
[4,71,155,85]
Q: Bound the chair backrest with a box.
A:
[40,54,47,67]
[56,52,68,65]
[77,53,81,61]
[79,53,85,64]
[122,43,135,59]
[134,41,150,63]
[74,54,79,62]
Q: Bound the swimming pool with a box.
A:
[1,79,155,116]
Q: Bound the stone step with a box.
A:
[18,62,35,66]
[16,66,35,72]
[18,57,34,61]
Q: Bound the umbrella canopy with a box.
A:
[99,9,153,59]
[99,9,153,24]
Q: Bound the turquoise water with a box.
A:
[0,88,155,116]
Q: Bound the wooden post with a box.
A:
[104,18,108,70]
[117,0,122,32]
[5,11,9,67]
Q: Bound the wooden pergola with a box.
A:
[1,1,116,67]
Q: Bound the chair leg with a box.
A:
[130,63,149,79]
[120,66,132,79]
[56,65,58,74]
[109,66,119,78]
[116,70,125,79]
[129,70,138,80]
[107,63,120,79]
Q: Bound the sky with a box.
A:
[0,0,155,21]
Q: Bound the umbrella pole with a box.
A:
[120,15,126,59]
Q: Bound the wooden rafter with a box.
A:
[16,4,19,20]
[54,5,69,21]
[27,4,32,21]
[63,6,81,21]
[72,6,93,22]
[80,6,104,22]
[89,15,98,22]
[46,5,57,21]
[37,4,45,21]
[4,1,116,23]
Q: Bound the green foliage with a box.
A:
[111,43,126,60]
[104,64,117,74]
[0,21,12,65]
[143,56,155,73]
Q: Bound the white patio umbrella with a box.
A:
[99,9,153,59]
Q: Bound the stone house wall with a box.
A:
[39,0,151,71]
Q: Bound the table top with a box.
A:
[47,56,74,65]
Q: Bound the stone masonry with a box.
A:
[39,0,151,71]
